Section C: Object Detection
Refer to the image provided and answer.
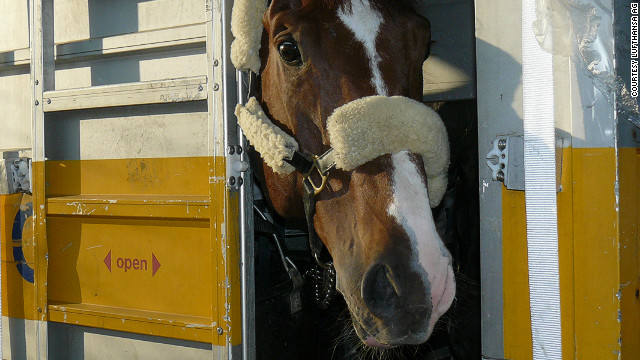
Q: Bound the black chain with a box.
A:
[306,264,337,310]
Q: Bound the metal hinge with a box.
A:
[226,145,250,191]
[486,136,564,192]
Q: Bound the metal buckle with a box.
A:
[304,155,330,195]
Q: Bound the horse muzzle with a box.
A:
[345,255,456,348]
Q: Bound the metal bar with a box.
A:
[0,48,31,67]
[521,1,562,358]
[55,23,206,61]
[0,24,207,68]
[237,69,256,360]
[43,76,208,112]
[30,0,54,358]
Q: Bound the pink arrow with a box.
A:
[104,250,112,272]
[152,253,161,276]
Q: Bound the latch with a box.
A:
[486,136,564,192]
[226,145,250,191]
[3,157,32,194]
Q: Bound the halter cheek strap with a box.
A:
[288,149,336,269]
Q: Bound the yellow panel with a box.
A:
[48,303,213,343]
[207,156,243,346]
[32,161,48,322]
[45,157,210,197]
[30,156,244,345]
[502,147,575,359]
[0,194,38,320]
[47,216,212,318]
[502,189,532,359]
[224,191,242,345]
[572,147,621,359]
[46,195,210,220]
[619,147,640,359]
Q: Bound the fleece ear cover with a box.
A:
[235,96,450,207]
[326,96,449,207]
[230,0,268,72]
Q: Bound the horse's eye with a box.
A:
[278,41,302,65]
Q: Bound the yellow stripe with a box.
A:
[45,157,210,196]
[209,156,243,346]
[618,147,640,359]
[0,194,38,321]
[572,148,621,359]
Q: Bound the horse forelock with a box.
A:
[313,0,421,15]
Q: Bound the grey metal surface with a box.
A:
[475,0,525,357]
[237,69,256,360]
[30,0,55,358]
[47,322,213,360]
[422,0,476,102]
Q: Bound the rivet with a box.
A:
[228,145,235,155]
[228,176,236,186]
[35,80,39,85]
[217,327,224,335]
[35,100,39,106]
[237,177,244,186]
[47,98,51,104]
[198,85,203,91]
[236,145,243,155]
[497,138,507,151]
[213,83,220,91]
[214,59,219,67]
[38,307,42,313]
[496,171,505,182]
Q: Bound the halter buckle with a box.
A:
[304,155,330,195]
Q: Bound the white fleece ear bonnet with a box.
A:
[231,0,268,72]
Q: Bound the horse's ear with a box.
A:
[267,0,302,14]
[423,17,431,61]
[414,3,432,60]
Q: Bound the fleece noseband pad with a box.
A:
[326,96,449,207]
[235,95,449,207]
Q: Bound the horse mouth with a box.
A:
[349,309,430,349]
[350,316,395,349]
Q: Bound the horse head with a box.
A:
[233,0,455,348]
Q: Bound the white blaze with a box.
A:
[337,0,388,95]
[387,152,454,324]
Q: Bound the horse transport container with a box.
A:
[1,0,639,359]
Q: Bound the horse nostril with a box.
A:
[362,263,401,318]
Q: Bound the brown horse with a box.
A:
[249,0,455,349]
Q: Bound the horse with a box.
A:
[233,0,456,351]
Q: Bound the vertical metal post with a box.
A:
[30,0,53,358]
[237,70,256,360]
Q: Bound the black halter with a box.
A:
[245,71,337,308]
[284,149,336,269]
